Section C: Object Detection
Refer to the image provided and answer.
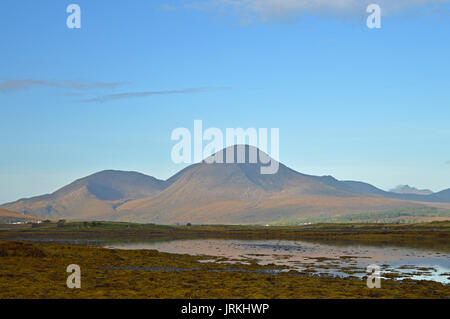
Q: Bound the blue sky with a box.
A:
[1,0,450,203]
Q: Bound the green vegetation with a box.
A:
[1,220,449,251]
[282,207,450,225]
[19,220,177,231]
[13,218,450,232]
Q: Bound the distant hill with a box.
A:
[2,145,449,224]
[0,208,44,223]
[390,185,434,196]
[428,189,450,202]
[1,170,164,220]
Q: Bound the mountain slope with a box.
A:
[428,189,450,202]
[2,146,449,224]
[0,208,44,223]
[114,146,440,224]
[1,170,164,219]
[318,176,388,196]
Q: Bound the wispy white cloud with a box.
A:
[0,79,127,93]
[81,87,229,103]
[177,0,450,22]
[0,79,229,103]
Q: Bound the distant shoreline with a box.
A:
[1,221,449,251]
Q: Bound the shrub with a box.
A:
[56,219,66,228]
[0,242,46,258]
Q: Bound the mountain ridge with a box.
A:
[2,145,449,224]
[390,185,434,196]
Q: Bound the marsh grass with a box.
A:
[0,241,449,299]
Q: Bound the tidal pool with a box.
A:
[105,239,450,284]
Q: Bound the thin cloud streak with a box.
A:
[81,87,230,103]
[0,79,127,93]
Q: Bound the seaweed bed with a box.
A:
[0,221,449,299]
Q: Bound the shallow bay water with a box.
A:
[105,239,450,284]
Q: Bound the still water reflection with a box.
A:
[105,239,450,284]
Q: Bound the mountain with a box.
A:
[113,145,450,224]
[428,189,450,202]
[318,176,388,196]
[2,145,449,224]
[116,145,364,223]
[390,185,434,196]
[0,208,44,223]
[1,170,164,220]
